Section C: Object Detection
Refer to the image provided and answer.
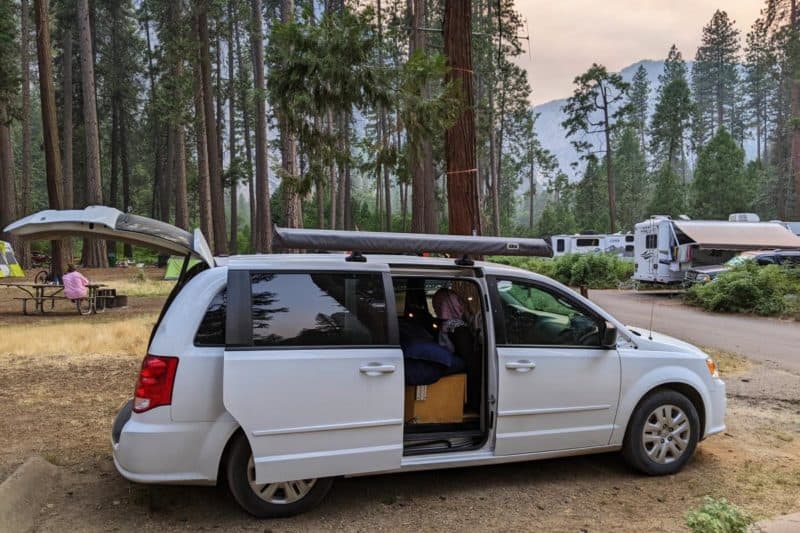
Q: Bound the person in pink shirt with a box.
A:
[62,264,90,300]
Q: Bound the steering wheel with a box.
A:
[576,325,600,345]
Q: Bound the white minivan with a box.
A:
[7,207,726,518]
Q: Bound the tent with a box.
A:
[0,241,24,278]
[164,255,201,280]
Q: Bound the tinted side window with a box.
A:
[645,234,657,249]
[556,239,565,252]
[251,273,388,347]
[576,238,599,247]
[495,279,601,346]
[194,289,226,346]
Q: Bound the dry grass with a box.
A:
[703,347,752,375]
[113,279,175,297]
[0,313,157,357]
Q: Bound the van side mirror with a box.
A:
[602,322,618,349]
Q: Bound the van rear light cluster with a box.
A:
[133,355,179,413]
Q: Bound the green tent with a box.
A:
[164,255,201,280]
[0,241,24,278]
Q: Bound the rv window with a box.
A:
[250,273,388,347]
[625,235,634,242]
[556,239,565,252]
[645,235,657,249]
[576,238,599,247]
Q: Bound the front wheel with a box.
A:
[225,434,334,518]
[622,389,700,475]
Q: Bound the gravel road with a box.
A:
[591,290,800,373]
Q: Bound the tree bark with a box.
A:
[33,0,67,276]
[77,0,107,267]
[280,0,303,229]
[792,0,800,217]
[228,1,238,252]
[250,0,271,252]
[174,127,189,229]
[327,111,337,229]
[61,19,73,210]
[120,109,132,258]
[200,3,229,254]
[18,0,33,267]
[193,46,214,248]
[443,0,481,236]
[0,106,17,247]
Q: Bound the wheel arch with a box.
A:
[611,366,712,446]
[215,426,245,486]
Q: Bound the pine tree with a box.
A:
[628,64,650,150]
[0,0,19,246]
[692,128,753,218]
[648,163,686,217]
[692,10,742,148]
[562,63,631,233]
[650,45,693,175]
[614,127,649,231]
[744,17,778,162]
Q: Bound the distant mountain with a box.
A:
[532,59,757,182]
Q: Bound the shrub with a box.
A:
[490,254,634,289]
[685,263,800,317]
[685,497,752,533]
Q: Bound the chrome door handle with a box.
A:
[505,360,536,372]
[359,362,397,376]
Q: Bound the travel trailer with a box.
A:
[550,233,634,259]
[633,216,800,284]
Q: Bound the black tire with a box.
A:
[225,434,334,518]
[622,389,700,475]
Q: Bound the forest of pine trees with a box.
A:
[0,2,799,272]
[539,4,800,238]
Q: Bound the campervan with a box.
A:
[633,216,800,284]
[550,233,634,259]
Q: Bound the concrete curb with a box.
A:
[0,456,62,533]
[752,512,800,532]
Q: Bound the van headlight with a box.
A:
[706,357,719,378]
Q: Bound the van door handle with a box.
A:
[505,360,536,372]
[359,363,396,376]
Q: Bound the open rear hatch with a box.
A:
[5,205,215,268]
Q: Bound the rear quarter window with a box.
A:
[194,289,226,346]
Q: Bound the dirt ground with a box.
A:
[0,269,799,532]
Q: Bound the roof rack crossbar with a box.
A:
[272,227,553,258]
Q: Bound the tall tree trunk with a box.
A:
[120,110,132,258]
[528,150,535,230]
[0,106,17,247]
[174,127,189,229]
[791,0,800,217]
[162,126,174,222]
[228,1,238,252]
[19,0,33,267]
[250,0,271,252]
[327,111,337,229]
[280,0,303,229]
[193,50,214,248]
[33,0,67,277]
[601,90,617,233]
[443,0,481,236]
[215,32,224,181]
[77,0,107,267]
[61,20,73,210]
[200,3,229,254]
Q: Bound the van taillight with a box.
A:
[133,355,179,413]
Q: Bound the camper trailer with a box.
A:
[633,216,800,284]
[550,233,634,259]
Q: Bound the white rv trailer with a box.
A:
[550,233,635,259]
[633,216,800,284]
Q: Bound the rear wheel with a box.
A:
[225,434,334,518]
[622,389,700,475]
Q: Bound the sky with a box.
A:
[517,1,764,106]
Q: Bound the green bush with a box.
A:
[685,497,752,533]
[685,263,800,317]
[490,254,634,289]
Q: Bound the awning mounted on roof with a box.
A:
[672,220,800,251]
[273,227,553,257]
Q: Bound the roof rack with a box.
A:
[273,227,553,259]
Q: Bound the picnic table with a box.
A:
[1,282,112,315]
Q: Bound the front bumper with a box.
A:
[704,378,727,438]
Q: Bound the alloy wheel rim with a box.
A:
[247,456,317,504]
[642,404,691,464]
